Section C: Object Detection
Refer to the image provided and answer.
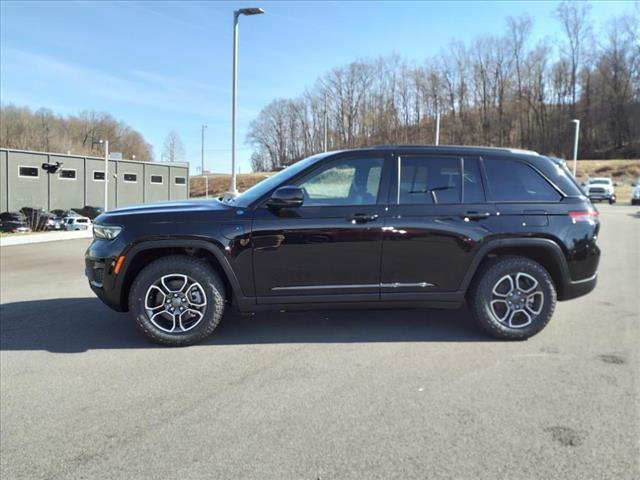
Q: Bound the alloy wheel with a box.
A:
[489,272,544,328]
[144,274,208,333]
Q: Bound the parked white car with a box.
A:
[632,178,640,206]
[583,177,616,204]
[64,216,92,231]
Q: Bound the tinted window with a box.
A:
[59,169,76,179]
[93,171,105,181]
[463,158,485,203]
[174,176,186,185]
[485,159,561,202]
[150,175,163,184]
[19,166,39,177]
[123,173,137,182]
[398,157,461,204]
[296,157,383,206]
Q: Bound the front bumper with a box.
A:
[587,192,614,200]
[85,256,126,312]
[85,237,128,312]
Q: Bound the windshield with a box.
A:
[589,179,610,185]
[229,152,333,208]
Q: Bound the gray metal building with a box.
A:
[0,148,189,212]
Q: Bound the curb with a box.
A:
[0,229,93,247]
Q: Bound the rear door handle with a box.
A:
[347,213,379,224]
[462,211,491,220]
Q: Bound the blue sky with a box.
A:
[0,0,634,174]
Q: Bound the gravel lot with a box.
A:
[1,204,638,480]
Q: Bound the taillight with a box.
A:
[569,210,599,223]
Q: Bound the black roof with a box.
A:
[367,144,541,156]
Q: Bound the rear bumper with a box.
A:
[562,273,597,301]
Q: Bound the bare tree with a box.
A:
[161,131,186,163]
[555,1,592,116]
[246,8,639,170]
[0,105,154,159]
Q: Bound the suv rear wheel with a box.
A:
[128,255,225,346]
[469,256,556,340]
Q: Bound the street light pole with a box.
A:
[104,140,109,211]
[571,119,580,177]
[231,7,264,194]
[435,112,441,146]
[201,124,208,198]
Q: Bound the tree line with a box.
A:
[247,2,640,171]
[0,105,154,160]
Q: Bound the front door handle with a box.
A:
[462,211,491,220]
[347,213,379,224]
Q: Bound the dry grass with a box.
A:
[574,159,639,203]
[190,159,640,202]
[190,173,274,198]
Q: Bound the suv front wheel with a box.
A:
[128,255,225,346]
[469,256,557,340]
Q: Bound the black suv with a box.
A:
[86,146,600,346]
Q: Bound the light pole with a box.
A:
[434,112,441,146]
[571,119,580,177]
[93,139,109,212]
[232,7,264,194]
[201,124,208,198]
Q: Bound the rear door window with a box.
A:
[484,158,561,202]
[397,156,461,205]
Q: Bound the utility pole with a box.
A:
[571,119,580,177]
[435,112,441,146]
[201,124,208,198]
[92,139,109,211]
[324,91,328,152]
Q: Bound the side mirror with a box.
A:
[267,186,304,208]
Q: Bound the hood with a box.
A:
[95,199,234,224]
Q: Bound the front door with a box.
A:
[380,154,500,300]
[251,154,390,303]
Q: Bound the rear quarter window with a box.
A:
[484,158,561,202]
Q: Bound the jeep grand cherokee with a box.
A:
[86,146,600,346]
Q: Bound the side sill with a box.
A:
[243,301,463,312]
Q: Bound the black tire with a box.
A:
[468,256,557,340]
[128,255,225,346]
[608,197,616,204]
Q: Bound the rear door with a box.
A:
[380,153,499,300]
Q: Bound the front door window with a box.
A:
[296,158,383,207]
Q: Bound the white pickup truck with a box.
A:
[583,177,617,204]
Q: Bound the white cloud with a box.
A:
[0,47,258,119]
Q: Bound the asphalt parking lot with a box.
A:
[1,204,638,480]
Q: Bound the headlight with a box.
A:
[93,225,122,240]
